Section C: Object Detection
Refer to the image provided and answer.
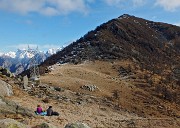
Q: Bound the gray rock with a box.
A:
[81,85,98,91]
[23,75,29,89]
[0,79,13,97]
[54,87,64,92]
[1,68,14,77]
[0,118,28,128]
[65,122,90,128]
[0,98,6,105]
[36,122,58,128]
[0,96,35,117]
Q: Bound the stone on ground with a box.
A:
[0,118,28,128]
[65,122,90,128]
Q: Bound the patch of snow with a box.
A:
[15,49,35,59]
[4,51,16,58]
[1,47,62,60]
[46,48,61,55]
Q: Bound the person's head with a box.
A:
[37,105,41,107]
[49,106,52,108]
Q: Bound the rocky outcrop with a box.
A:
[0,79,13,97]
[0,78,34,117]
[81,85,98,92]
[0,67,14,78]
[65,122,90,128]
[0,96,34,117]
[0,118,28,128]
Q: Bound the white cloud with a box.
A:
[40,44,62,49]
[155,0,180,11]
[174,22,180,26]
[7,43,63,52]
[104,0,125,6]
[104,0,145,7]
[0,52,3,56]
[0,0,90,16]
[133,0,145,7]
[8,44,38,50]
[86,0,95,3]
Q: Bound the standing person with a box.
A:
[46,106,59,116]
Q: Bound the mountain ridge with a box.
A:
[34,14,180,106]
[40,14,180,71]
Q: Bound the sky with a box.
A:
[0,0,180,53]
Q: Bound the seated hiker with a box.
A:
[46,106,59,116]
[35,105,47,116]
[36,105,43,114]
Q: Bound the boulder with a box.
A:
[65,122,90,128]
[54,87,64,92]
[1,68,14,77]
[0,98,6,105]
[81,85,98,92]
[0,79,13,97]
[0,96,35,117]
[23,75,29,89]
[0,118,28,128]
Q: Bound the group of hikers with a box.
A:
[35,105,59,116]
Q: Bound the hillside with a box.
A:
[14,14,180,127]
[40,14,180,69]
[1,61,180,127]
[37,14,180,108]
[40,60,180,118]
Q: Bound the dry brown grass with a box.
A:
[2,60,180,127]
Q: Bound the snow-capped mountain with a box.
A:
[3,51,16,58]
[46,48,61,56]
[0,48,62,75]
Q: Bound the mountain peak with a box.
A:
[118,14,132,19]
[40,15,180,72]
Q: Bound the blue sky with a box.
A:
[0,0,180,53]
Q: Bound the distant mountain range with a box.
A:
[0,48,62,74]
